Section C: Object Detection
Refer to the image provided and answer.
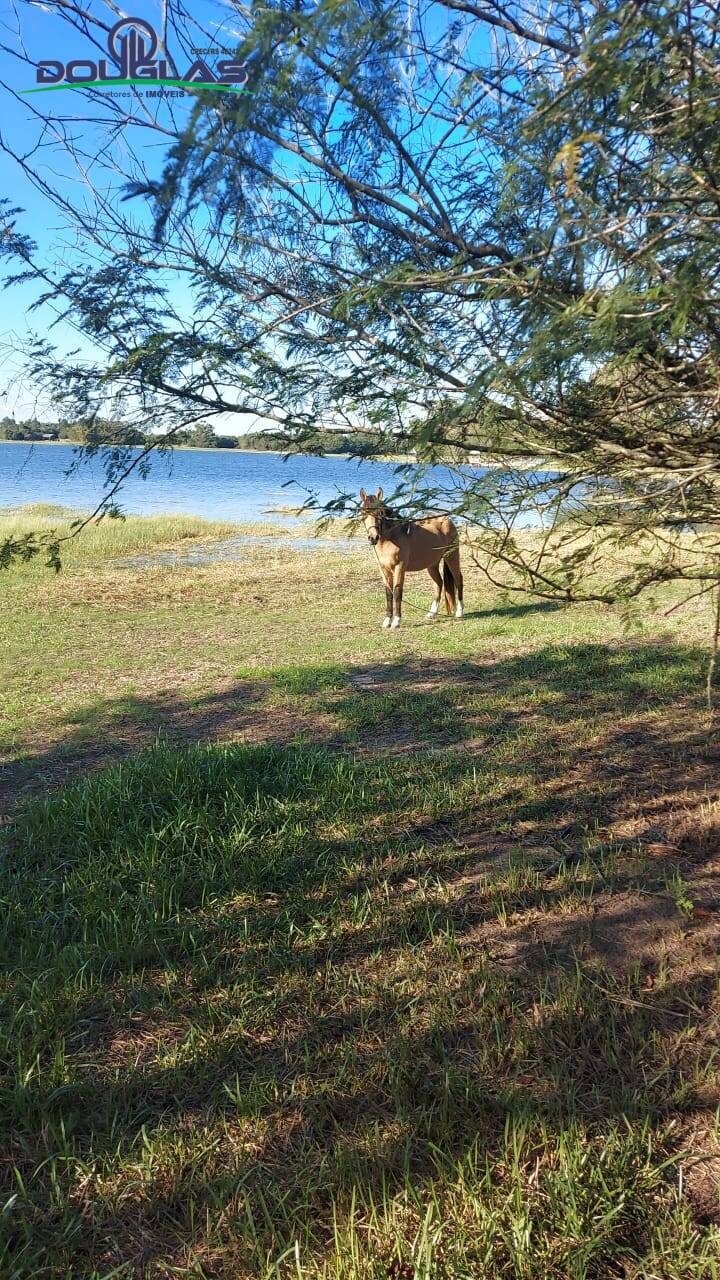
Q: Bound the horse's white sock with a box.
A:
[382,615,392,628]
[426,599,439,619]
[390,615,401,629]
[455,601,464,619]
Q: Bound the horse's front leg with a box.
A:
[391,564,405,629]
[382,571,393,628]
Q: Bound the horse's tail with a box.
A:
[442,559,456,614]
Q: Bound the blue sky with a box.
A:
[0,1,498,428]
[0,0,248,420]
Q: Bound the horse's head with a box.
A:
[359,487,385,544]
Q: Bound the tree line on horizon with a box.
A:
[0,416,405,456]
[0,417,147,445]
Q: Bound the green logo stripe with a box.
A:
[21,78,255,95]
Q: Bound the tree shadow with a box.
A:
[462,600,563,620]
[2,642,719,1273]
[0,676,340,816]
[3,640,710,815]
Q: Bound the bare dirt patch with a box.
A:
[458,889,685,974]
[675,1114,720,1225]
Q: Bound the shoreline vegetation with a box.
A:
[0,419,412,458]
[0,420,548,469]
[0,504,361,554]
[0,507,718,1276]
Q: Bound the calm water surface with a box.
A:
[0,442,484,523]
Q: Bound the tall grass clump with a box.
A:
[0,507,240,566]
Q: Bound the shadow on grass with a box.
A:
[462,600,563,620]
[3,641,712,814]
[1,643,719,1273]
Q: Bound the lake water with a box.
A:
[0,442,487,523]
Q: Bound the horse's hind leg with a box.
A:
[426,564,442,619]
[446,548,464,619]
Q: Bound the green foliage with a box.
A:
[0,417,145,445]
[190,420,223,448]
[0,416,58,441]
[0,529,61,573]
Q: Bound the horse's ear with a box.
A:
[376,487,383,501]
[359,488,366,501]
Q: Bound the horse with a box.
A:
[359,488,464,629]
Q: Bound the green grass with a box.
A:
[1,742,718,1278]
[1,511,719,1276]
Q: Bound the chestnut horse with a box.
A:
[360,488,464,629]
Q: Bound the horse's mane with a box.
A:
[377,503,411,535]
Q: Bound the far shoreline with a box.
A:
[0,438,410,461]
[0,439,547,469]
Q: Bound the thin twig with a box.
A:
[706,578,720,715]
